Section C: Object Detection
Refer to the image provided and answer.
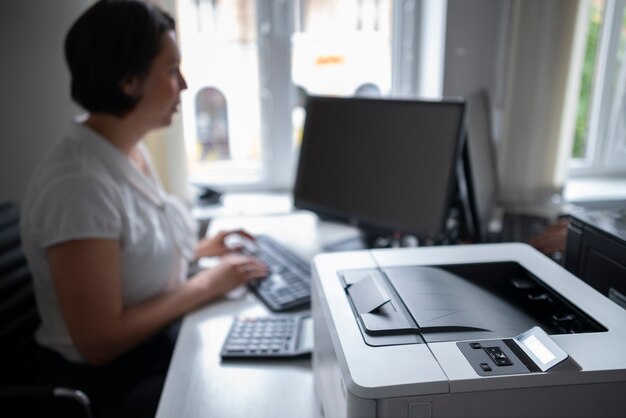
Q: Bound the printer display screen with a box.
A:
[521,334,555,364]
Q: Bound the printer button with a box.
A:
[470,342,482,349]
[484,347,513,366]
[496,358,512,366]
[480,363,492,372]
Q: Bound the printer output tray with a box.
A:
[344,261,605,346]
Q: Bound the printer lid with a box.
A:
[342,261,605,345]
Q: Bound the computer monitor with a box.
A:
[459,92,500,243]
[293,95,466,244]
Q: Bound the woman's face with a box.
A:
[131,30,187,130]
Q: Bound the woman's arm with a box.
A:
[47,238,266,365]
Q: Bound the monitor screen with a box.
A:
[293,95,466,240]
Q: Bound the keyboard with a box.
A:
[220,314,313,359]
[241,235,311,312]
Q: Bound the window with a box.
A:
[177,0,441,190]
[571,0,626,177]
[178,0,262,187]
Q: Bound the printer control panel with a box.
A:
[458,340,534,376]
[458,327,569,376]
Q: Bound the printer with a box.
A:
[311,243,626,418]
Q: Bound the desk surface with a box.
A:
[156,212,359,417]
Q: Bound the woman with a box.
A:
[19,1,267,416]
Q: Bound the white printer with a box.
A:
[311,243,626,418]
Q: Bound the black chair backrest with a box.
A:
[0,203,42,385]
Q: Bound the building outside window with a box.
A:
[178,0,262,188]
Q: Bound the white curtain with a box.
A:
[498,0,584,208]
[143,116,190,203]
[144,0,191,203]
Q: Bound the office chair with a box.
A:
[0,202,93,418]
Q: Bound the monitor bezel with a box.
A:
[293,95,467,242]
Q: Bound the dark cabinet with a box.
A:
[565,208,626,310]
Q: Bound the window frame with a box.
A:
[570,0,626,178]
[256,0,297,190]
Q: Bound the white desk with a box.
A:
[156,212,359,418]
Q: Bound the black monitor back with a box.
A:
[293,95,466,241]
[459,92,500,243]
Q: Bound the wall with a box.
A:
[0,0,90,205]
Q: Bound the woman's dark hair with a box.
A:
[65,0,175,116]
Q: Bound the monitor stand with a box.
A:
[322,236,368,252]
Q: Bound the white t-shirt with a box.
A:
[20,119,197,362]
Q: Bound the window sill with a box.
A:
[191,192,293,221]
[564,177,626,205]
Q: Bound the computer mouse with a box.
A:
[197,187,223,205]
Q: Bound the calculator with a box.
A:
[220,314,313,359]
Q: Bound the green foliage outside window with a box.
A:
[573,1,604,159]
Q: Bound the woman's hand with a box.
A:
[189,254,268,300]
[195,229,256,259]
